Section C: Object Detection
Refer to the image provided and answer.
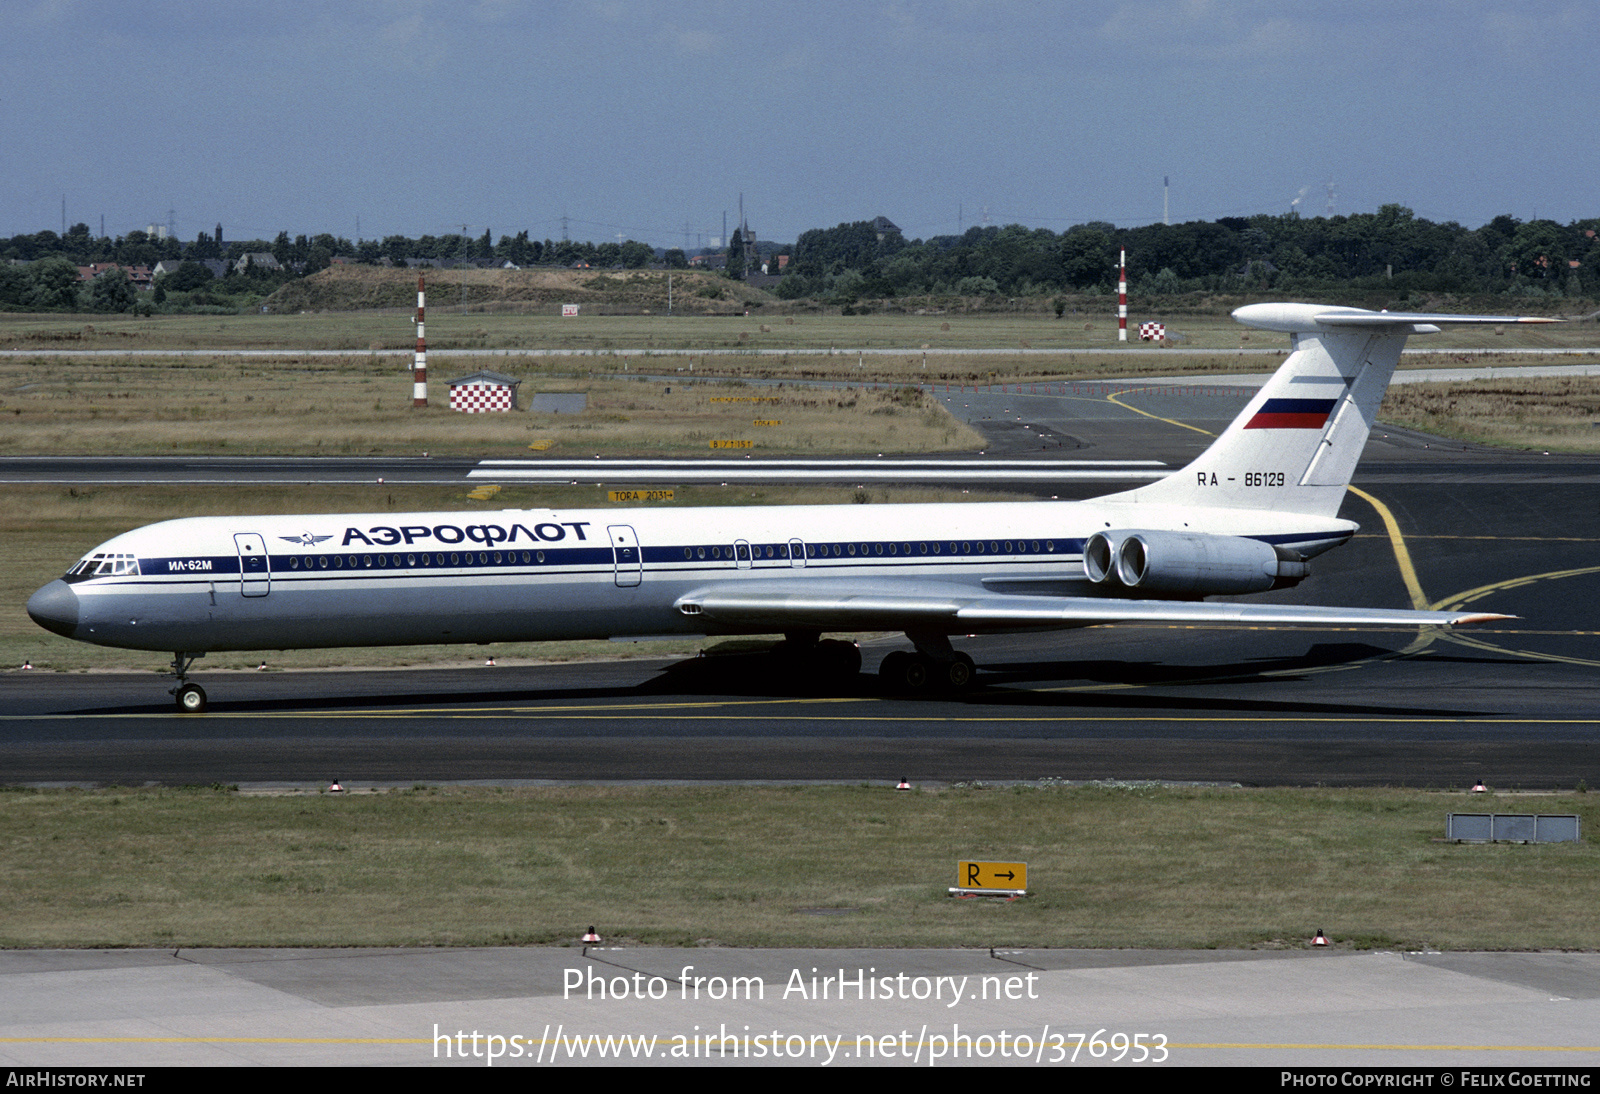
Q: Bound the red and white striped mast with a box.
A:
[413,274,428,407]
[1117,249,1128,342]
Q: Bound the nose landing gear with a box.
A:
[168,652,207,713]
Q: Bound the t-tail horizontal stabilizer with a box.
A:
[1113,303,1559,519]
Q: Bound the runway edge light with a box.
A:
[582,926,602,943]
[1312,929,1330,947]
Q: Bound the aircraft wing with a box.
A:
[674,580,1509,633]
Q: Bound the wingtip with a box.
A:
[1448,613,1517,625]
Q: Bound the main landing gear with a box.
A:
[168,652,207,713]
[773,633,863,687]
[878,633,978,694]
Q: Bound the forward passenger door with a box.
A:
[609,525,642,587]
[234,533,270,597]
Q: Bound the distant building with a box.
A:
[234,252,281,274]
[76,263,153,290]
[447,370,521,413]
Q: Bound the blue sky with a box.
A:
[3,1,1594,247]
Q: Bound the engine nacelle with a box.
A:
[1083,530,1308,596]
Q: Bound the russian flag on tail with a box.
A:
[1245,398,1338,429]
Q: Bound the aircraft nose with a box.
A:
[27,580,79,639]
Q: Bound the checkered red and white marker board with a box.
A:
[450,383,514,413]
[1139,322,1166,341]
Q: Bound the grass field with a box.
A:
[2,300,1591,355]
[0,783,1591,950]
[2,306,1230,352]
[1381,376,1600,454]
[0,353,984,457]
[9,344,1600,459]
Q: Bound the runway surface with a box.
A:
[7,375,1600,788]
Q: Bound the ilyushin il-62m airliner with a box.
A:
[29,303,1547,712]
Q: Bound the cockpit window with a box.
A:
[67,552,140,577]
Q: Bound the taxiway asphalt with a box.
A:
[5,945,1597,1067]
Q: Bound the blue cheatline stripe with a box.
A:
[1258,398,1339,414]
[104,537,1159,583]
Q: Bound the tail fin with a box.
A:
[1114,303,1558,519]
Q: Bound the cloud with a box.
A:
[1480,6,1592,66]
[1095,1,1335,59]
[668,26,725,54]
[8,0,74,29]
[471,0,525,21]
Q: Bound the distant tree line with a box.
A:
[779,206,1600,303]
[0,224,669,275]
[0,224,666,313]
[4,207,1596,313]
[2,225,349,270]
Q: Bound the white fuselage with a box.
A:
[41,499,1354,653]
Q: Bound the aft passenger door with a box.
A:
[608,525,642,588]
[234,533,270,597]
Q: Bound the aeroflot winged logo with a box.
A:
[281,533,334,546]
[1244,398,1338,429]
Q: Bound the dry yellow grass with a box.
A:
[1,784,1595,949]
[1381,376,1600,453]
[268,263,777,316]
[3,292,1585,356]
[0,355,983,457]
